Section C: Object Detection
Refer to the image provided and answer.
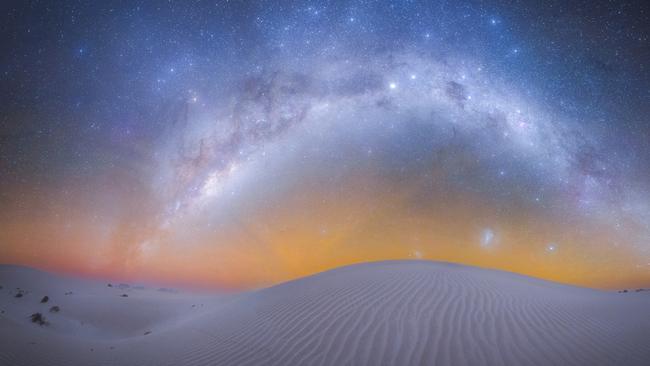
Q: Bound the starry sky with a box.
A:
[1,0,649,289]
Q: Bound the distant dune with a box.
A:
[1,261,649,365]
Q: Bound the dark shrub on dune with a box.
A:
[15,293,23,298]
[30,313,47,326]
[107,283,113,287]
[40,296,49,303]
[120,294,128,297]
[49,306,60,313]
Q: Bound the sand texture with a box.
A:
[1,261,649,365]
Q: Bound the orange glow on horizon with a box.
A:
[1,170,648,291]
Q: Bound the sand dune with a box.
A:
[1,261,649,365]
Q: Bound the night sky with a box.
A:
[1,0,649,289]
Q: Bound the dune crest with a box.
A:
[1,261,649,365]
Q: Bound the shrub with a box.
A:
[40,296,49,303]
[49,306,60,313]
[30,313,47,326]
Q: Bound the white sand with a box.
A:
[1,261,649,365]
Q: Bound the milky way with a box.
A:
[1,1,649,288]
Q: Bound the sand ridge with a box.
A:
[1,261,649,365]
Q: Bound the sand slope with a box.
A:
[1,261,649,365]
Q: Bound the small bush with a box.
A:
[49,306,60,313]
[30,313,47,326]
[107,283,113,287]
[40,296,49,303]
[120,294,128,297]
[15,293,23,298]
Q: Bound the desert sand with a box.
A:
[1,261,649,366]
